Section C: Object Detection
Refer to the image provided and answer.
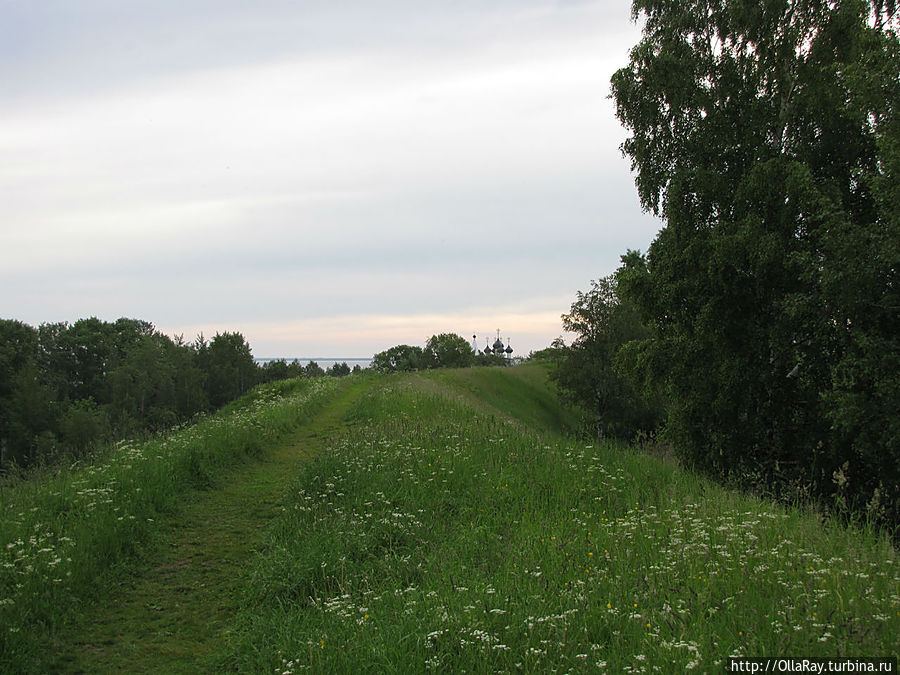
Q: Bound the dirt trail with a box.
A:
[50,378,372,674]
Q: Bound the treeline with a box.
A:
[0,317,355,471]
[371,333,511,373]
[258,358,358,381]
[552,0,899,529]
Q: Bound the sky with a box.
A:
[0,0,661,359]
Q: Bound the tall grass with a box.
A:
[0,376,344,670]
[221,373,898,673]
[3,366,896,672]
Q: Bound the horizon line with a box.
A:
[254,356,373,361]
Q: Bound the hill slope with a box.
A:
[1,366,896,672]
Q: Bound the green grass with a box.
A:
[420,363,582,436]
[2,366,898,672]
[45,375,377,674]
[0,375,356,672]
[220,371,899,672]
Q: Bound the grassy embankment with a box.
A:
[0,375,356,672]
[223,366,898,671]
[2,364,898,672]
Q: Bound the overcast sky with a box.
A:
[1,0,660,358]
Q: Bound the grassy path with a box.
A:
[25,368,899,671]
[49,377,373,674]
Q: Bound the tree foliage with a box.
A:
[258,359,308,383]
[424,333,476,369]
[373,333,480,373]
[326,362,352,377]
[200,332,258,409]
[554,274,663,440]
[611,0,899,525]
[0,318,280,471]
[302,361,324,378]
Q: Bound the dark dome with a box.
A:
[493,338,504,351]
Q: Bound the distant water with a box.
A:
[255,357,373,370]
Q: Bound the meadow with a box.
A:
[0,376,346,670]
[1,365,897,672]
[222,368,898,672]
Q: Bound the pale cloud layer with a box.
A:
[0,1,660,357]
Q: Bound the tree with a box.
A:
[304,360,325,378]
[528,337,567,365]
[259,358,305,383]
[371,345,426,373]
[0,317,270,470]
[474,350,509,367]
[554,274,662,440]
[107,332,179,433]
[424,333,475,369]
[170,334,208,419]
[0,321,40,465]
[326,362,351,377]
[1,359,58,468]
[612,0,899,522]
[259,359,291,383]
[0,320,38,393]
[58,398,108,458]
[203,332,258,408]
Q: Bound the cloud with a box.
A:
[0,1,659,357]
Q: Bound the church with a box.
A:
[472,330,513,361]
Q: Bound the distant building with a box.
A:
[474,329,513,361]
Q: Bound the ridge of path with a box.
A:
[50,377,375,674]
